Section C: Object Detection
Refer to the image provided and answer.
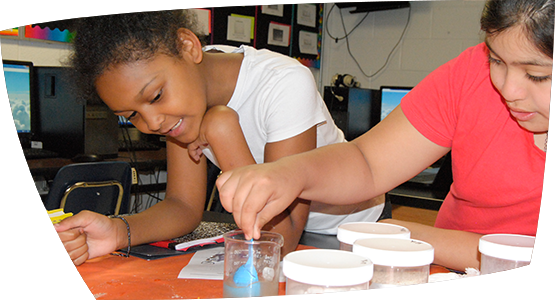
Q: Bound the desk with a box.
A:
[27,149,167,201]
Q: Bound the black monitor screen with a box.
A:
[3,60,33,134]
[380,86,412,121]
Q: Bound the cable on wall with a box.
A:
[326,3,412,78]
[325,4,370,43]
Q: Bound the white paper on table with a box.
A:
[177,246,286,282]
[178,247,225,280]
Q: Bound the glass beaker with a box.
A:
[223,230,284,298]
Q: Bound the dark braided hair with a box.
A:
[68,10,204,104]
[481,0,554,58]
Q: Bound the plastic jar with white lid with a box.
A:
[353,238,434,289]
[337,222,411,251]
[282,249,374,295]
[478,234,555,300]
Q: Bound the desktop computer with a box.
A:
[323,86,380,140]
[35,66,119,159]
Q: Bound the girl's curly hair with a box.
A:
[68,10,205,104]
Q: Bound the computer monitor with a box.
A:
[2,59,37,146]
[379,86,412,121]
[118,115,133,126]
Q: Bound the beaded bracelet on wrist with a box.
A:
[110,215,131,258]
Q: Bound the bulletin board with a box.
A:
[207,4,323,68]
[0,0,19,36]
[7,4,324,68]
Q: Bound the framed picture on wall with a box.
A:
[297,4,317,28]
[267,22,290,47]
[261,5,284,17]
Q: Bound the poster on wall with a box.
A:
[0,0,19,36]
[227,14,252,43]
[299,30,318,55]
[261,5,284,17]
[297,4,317,28]
[267,22,290,47]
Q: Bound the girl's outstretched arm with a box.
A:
[217,106,450,240]
[56,131,208,265]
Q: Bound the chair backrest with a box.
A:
[44,161,133,216]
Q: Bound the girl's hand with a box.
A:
[216,161,304,240]
[187,138,208,162]
[186,105,227,162]
[54,210,122,265]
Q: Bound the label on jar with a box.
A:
[368,283,420,300]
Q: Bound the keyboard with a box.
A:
[119,140,161,151]
[23,148,59,160]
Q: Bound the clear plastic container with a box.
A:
[337,222,411,251]
[283,249,373,295]
[223,230,284,298]
[479,234,555,300]
[353,238,434,288]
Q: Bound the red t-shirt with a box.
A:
[401,42,545,236]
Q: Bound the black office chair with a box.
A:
[44,161,134,216]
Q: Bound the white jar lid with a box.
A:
[479,234,535,262]
[353,238,434,267]
[283,249,373,286]
[337,222,411,245]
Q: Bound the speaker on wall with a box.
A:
[35,66,118,159]
[323,86,380,141]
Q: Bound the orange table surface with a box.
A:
[0,246,300,300]
[0,245,448,300]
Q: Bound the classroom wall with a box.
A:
[1,1,487,91]
[0,36,72,66]
[319,1,487,91]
